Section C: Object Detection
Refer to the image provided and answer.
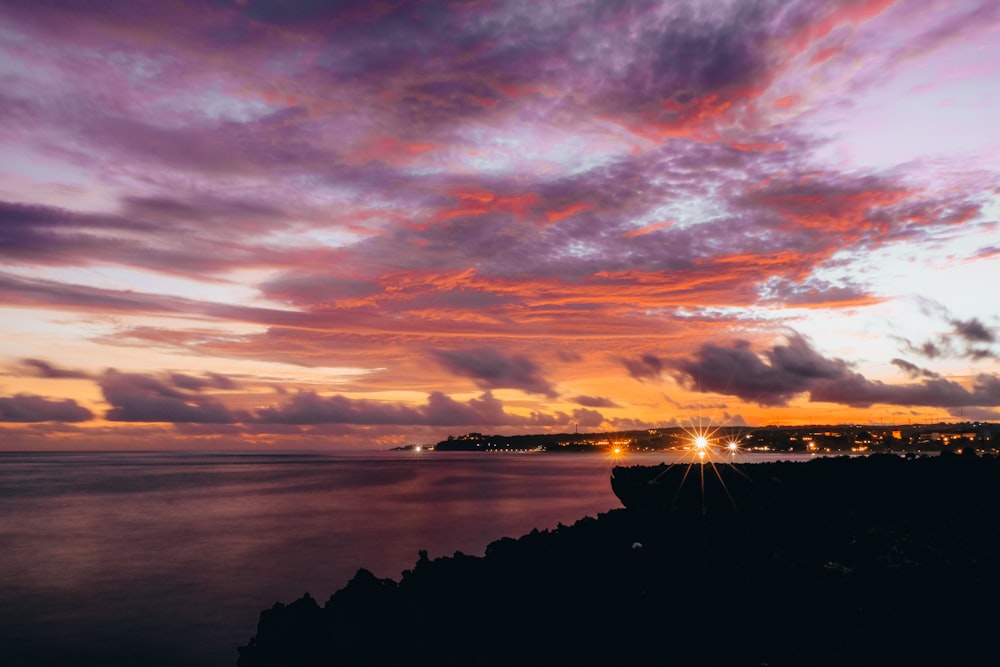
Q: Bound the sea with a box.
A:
[0,449,813,666]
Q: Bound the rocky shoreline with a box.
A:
[237,453,1000,666]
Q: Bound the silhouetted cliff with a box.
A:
[238,454,1000,666]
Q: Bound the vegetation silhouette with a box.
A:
[238,454,1000,666]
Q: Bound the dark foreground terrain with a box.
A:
[238,453,1000,666]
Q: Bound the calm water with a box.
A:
[0,449,813,666]
[0,450,639,666]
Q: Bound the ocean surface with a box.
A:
[0,449,811,666]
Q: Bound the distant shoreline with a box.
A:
[395,420,998,455]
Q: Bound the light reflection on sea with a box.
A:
[0,449,812,666]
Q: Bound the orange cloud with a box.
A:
[432,190,540,222]
[810,45,844,65]
[622,221,674,237]
[611,85,772,144]
[783,0,896,58]
[728,141,787,152]
[749,185,910,235]
[773,95,801,108]
[345,136,437,166]
[545,202,593,224]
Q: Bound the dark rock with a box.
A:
[239,455,1000,666]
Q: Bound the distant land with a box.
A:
[394,421,999,454]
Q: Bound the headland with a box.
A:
[238,451,1000,666]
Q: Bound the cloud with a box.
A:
[890,358,939,379]
[169,372,238,391]
[255,391,421,425]
[0,0,998,446]
[623,354,665,382]
[673,334,1000,409]
[758,277,882,309]
[951,317,994,344]
[0,199,297,278]
[572,395,621,409]
[810,372,1000,409]
[669,334,849,406]
[946,406,1000,422]
[431,348,557,397]
[99,370,243,423]
[20,358,91,379]
[570,408,605,428]
[899,309,997,361]
[254,389,583,427]
[0,394,93,422]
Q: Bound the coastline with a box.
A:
[238,453,1000,666]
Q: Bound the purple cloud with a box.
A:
[890,358,939,379]
[810,373,1000,409]
[0,394,93,422]
[169,372,238,391]
[100,370,243,423]
[431,348,557,397]
[572,395,621,409]
[669,335,848,405]
[898,312,997,362]
[20,358,91,379]
[673,335,1000,409]
[255,389,592,428]
[0,0,997,446]
[623,354,665,382]
[952,318,994,344]
[255,391,424,425]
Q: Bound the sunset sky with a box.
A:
[2,0,999,449]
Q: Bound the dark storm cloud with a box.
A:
[431,348,557,397]
[0,394,93,422]
[99,370,243,423]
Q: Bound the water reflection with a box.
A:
[0,451,628,666]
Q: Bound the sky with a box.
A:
[1,0,999,450]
